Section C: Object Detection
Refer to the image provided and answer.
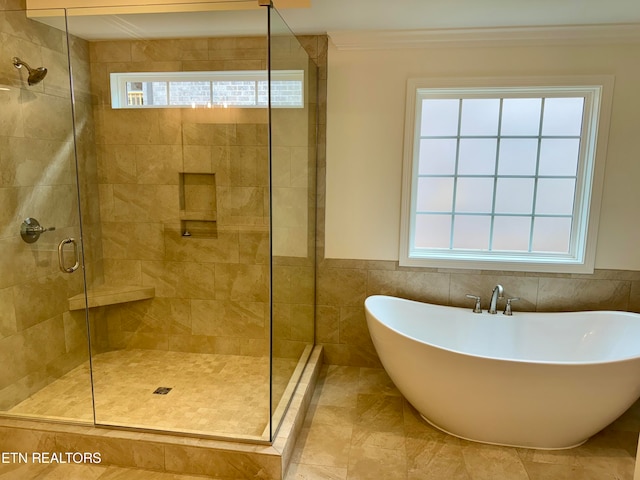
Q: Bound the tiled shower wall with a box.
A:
[88,34,319,358]
[0,5,98,408]
[271,35,321,359]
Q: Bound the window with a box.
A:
[110,70,304,109]
[399,76,613,273]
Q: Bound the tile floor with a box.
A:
[288,365,639,479]
[8,349,297,438]
[1,364,639,479]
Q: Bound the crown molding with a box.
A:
[328,24,640,50]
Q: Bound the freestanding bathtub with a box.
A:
[364,294,640,449]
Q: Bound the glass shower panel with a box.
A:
[67,2,273,440]
[268,6,317,438]
[0,7,92,423]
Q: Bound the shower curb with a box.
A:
[0,346,323,480]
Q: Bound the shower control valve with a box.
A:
[20,217,55,244]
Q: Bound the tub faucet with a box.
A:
[488,284,504,314]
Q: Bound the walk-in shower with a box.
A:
[0,1,318,469]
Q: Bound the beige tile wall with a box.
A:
[89,34,321,359]
[315,259,640,367]
[0,7,94,409]
[272,35,324,359]
[0,1,24,9]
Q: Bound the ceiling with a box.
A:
[280,0,640,34]
[28,0,640,40]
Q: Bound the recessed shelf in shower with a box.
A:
[179,172,217,238]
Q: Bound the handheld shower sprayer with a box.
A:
[12,57,47,86]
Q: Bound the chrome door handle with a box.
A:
[58,238,80,273]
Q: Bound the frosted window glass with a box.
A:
[407,83,604,266]
[535,179,576,215]
[452,215,491,250]
[169,81,211,106]
[532,217,572,253]
[460,99,500,136]
[416,177,454,212]
[419,139,457,175]
[500,98,542,136]
[415,214,451,248]
[497,139,538,176]
[495,178,535,214]
[538,139,580,176]
[150,82,168,105]
[541,97,584,136]
[455,178,494,213]
[421,99,459,136]
[458,139,497,175]
[492,216,531,251]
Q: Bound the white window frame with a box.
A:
[110,70,304,109]
[399,76,614,273]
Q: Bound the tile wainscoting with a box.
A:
[315,259,640,367]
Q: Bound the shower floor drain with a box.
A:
[153,387,172,395]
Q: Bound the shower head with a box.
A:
[12,57,47,86]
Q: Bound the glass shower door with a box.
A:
[0,7,93,423]
[67,2,275,440]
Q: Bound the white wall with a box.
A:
[325,38,640,270]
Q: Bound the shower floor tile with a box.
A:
[8,349,297,438]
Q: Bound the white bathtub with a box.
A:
[364,294,640,449]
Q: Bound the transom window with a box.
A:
[400,77,613,273]
[110,70,304,109]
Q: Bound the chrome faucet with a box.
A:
[488,284,504,314]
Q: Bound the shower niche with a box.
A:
[179,172,217,238]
